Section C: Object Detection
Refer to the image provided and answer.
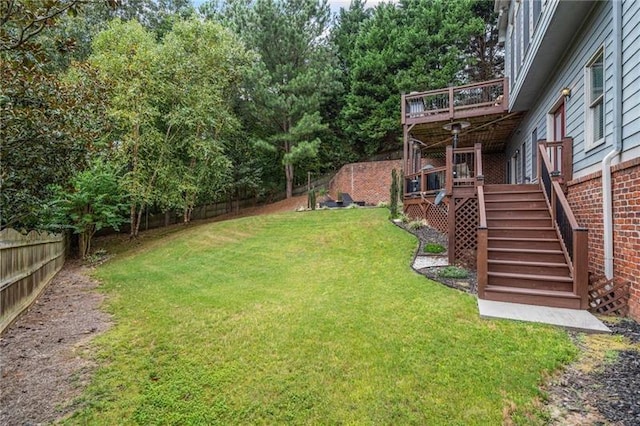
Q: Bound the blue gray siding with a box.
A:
[622,0,640,148]
[505,0,640,181]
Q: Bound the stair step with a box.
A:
[484,184,539,193]
[488,271,572,291]
[487,218,552,227]
[488,237,561,250]
[486,209,551,219]
[488,260,571,277]
[484,200,549,209]
[488,247,566,263]
[488,227,558,238]
[484,194,546,202]
[485,207,549,212]
[483,285,581,309]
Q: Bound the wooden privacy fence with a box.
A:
[1,228,65,333]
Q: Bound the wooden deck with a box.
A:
[402,78,524,156]
[402,140,589,309]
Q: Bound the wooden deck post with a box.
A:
[448,197,456,265]
[445,145,453,196]
[477,228,488,298]
[573,228,589,308]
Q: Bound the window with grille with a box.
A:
[586,49,604,149]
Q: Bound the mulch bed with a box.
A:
[394,220,478,294]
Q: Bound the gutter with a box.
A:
[602,0,623,279]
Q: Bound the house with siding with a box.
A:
[499,0,640,319]
[401,0,639,319]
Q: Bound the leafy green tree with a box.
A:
[89,19,166,238]
[1,56,112,230]
[158,19,252,222]
[46,159,127,258]
[0,0,116,52]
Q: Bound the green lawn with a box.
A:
[70,208,576,425]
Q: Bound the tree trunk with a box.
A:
[79,232,88,259]
[130,203,137,239]
[285,162,294,199]
[134,206,143,237]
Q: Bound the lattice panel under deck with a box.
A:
[426,204,448,234]
[405,204,424,221]
[589,275,630,316]
[454,197,478,267]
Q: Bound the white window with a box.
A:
[585,49,604,149]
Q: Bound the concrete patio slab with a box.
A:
[478,299,611,333]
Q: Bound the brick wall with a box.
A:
[328,160,402,205]
[483,152,506,184]
[567,157,640,320]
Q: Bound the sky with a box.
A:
[191,0,394,14]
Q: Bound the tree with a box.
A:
[46,159,127,258]
[89,19,166,238]
[341,0,495,156]
[213,0,341,198]
[1,54,112,230]
[158,19,252,222]
[0,0,116,51]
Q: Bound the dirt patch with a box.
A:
[0,262,111,425]
[546,319,640,426]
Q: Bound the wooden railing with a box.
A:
[543,137,574,184]
[477,185,488,299]
[445,144,482,194]
[402,78,508,125]
[538,142,588,308]
[405,166,446,196]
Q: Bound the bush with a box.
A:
[437,266,469,279]
[424,243,445,254]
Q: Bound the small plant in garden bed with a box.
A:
[423,243,445,254]
[438,266,468,279]
[407,219,427,230]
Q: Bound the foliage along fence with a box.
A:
[0,228,66,334]
[111,173,336,234]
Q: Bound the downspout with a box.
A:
[602,0,623,279]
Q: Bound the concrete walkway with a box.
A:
[477,299,611,333]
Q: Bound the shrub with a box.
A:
[389,169,399,219]
[424,243,445,254]
[438,266,469,279]
[407,219,427,230]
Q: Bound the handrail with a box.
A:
[538,142,588,308]
[476,144,487,299]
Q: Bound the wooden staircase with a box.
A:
[480,184,583,309]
